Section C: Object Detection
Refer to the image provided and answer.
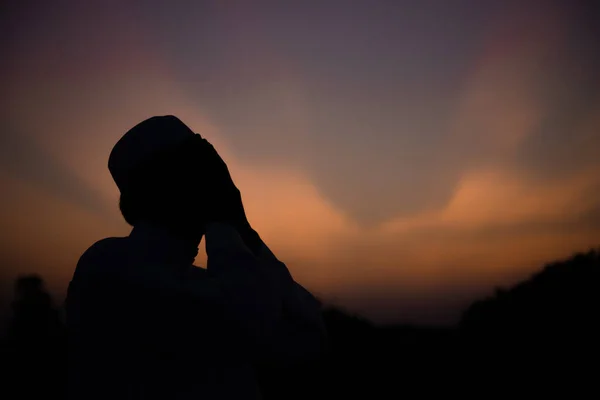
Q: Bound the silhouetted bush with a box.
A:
[459,249,600,393]
[2,275,66,399]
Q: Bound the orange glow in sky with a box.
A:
[1,1,599,324]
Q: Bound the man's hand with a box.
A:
[195,137,249,228]
[195,137,266,254]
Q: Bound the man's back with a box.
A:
[67,225,261,399]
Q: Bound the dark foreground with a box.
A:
[2,249,599,399]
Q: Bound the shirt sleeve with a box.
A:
[202,223,284,350]
[247,231,328,364]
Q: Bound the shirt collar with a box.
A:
[128,221,199,265]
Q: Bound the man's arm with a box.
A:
[238,226,328,365]
[203,222,284,349]
[195,137,326,360]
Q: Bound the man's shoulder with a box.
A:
[74,237,128,277]
[68,237,130,306]
[80,237,127,262]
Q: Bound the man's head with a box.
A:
[109,116,208,240]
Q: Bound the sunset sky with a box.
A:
[1,0,599,324]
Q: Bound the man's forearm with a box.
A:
[235,223,265,257]
[204,223,283,344]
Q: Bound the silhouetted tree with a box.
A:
[459,249,600,393]
[4,275,66,399]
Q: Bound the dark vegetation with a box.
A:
[2,249,598,398]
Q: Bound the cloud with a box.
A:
[379,163,600,236]
[0,125,112,217]
[149,0,600,230]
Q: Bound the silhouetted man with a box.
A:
[66,116,326,399]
